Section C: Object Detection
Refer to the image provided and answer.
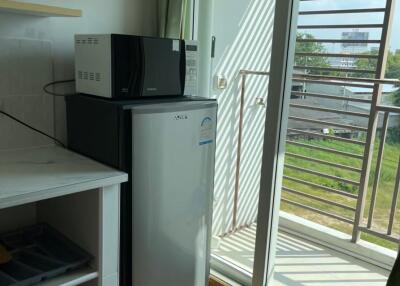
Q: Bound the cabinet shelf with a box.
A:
[0,0,82,17]
[37,267,98,286]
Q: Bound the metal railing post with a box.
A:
[367,112,390,229]
[232,70,270,232]
[233,73,246,231]
[387,157,400,235]
[352,0,396,243]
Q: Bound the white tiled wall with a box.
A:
[0,38,54,150]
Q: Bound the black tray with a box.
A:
[0,224,92,286]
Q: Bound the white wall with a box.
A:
[200,0,275,236]
[0,0,157,150]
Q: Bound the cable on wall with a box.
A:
[43,79,76,97]
[0,110,66,148]
[0,80,76,148]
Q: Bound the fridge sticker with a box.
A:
[199,117,213,146]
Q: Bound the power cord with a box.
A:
[43,79,76,97]
[0,80,76,148]
[0,110,66,148]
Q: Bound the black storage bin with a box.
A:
[0,224,92,286]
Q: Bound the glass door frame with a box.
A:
[252,0,299,285]
[192,0,299,285]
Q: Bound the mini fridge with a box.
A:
[66,95,217,286]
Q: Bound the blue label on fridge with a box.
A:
[199,117,214,145]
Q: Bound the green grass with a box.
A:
[281,137,400,250]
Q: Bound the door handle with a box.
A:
[255,97,266,108]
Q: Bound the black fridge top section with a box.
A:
[66,94,123,170]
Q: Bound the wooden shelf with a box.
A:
[0,0,82,17]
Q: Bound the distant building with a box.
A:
[342,31,369,51]
[329,30,370,68]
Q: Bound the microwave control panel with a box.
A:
[184,41,199,96]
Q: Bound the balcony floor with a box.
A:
[213,224,390,286]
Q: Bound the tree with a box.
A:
[295,33,330,70]
[387,50,400,107]
[386,50,400,79]
[353,49,378,78]
[354,50,400,77]
[393,89,400,106]
[355,50,400,106]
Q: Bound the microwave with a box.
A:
[74,34,198,98]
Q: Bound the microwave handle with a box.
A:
[180,40,186,96]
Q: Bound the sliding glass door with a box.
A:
[252,1,299,285]
[194,0,299,285]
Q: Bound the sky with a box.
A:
[298,0,400,52]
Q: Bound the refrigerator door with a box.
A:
[131,101,217,286]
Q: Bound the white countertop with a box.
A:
[0,145,128,209]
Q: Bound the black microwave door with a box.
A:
[112,35,143,98]
[142,38,184,97]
